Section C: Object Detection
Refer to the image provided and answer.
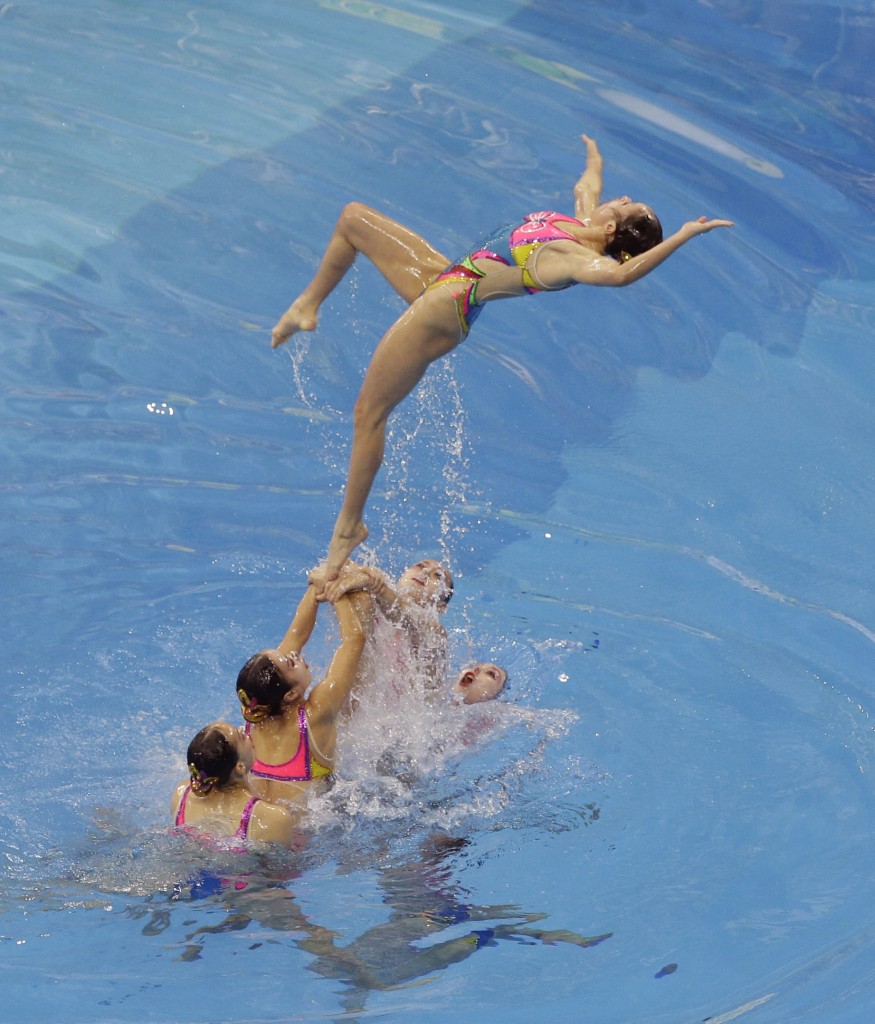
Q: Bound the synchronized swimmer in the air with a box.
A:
[271,134,733,580]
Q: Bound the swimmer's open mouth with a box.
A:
[458,672,474,688]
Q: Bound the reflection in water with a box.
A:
[157,835,610,1019]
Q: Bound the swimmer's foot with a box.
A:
[271,298,319,349]
[324,520,369,581]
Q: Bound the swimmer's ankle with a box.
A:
[325,520,369,580]
[271,297,319,348]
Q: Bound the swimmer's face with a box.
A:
[454,663,507,704]
[265,648,311,699]
[397,559,453,610]
[593,198,653,226]
[212,721,254,772]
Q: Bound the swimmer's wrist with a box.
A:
[365,567,387,596]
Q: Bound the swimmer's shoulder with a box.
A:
[251,798,299,845]
[171,779,188,817]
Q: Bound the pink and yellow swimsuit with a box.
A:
[245,706,332,783]
[425,211,585,336]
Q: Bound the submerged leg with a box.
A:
[271,203,449,348]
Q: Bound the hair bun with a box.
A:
[188,763,220,795]
[238,688,270,723]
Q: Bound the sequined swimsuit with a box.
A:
[245,706,332,782]
[425,211,585,337]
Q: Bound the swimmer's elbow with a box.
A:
[599,262,638,287]
[578,268,628,288]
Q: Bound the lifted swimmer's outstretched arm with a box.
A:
[531,215,734,291]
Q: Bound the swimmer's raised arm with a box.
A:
[306,592,369,723]
[276,584,320,655]
[573,135,604,220]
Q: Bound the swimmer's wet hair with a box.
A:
[236,652,290,718]
[607,207,663,262]
[187,725,238,793]
[441,571,454,607]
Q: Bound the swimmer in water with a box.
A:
[453,663,508,705]
[313,559,508,705]
[314,559,507,707]
[235,588,370,804]
[312,557,453,691]
[172,721,300,846]
[270,134,734,579]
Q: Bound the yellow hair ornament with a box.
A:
[188,763,220,795]
[237,688,270,723]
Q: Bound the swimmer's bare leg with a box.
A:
[272,203,448,348]
[324,299,461,579]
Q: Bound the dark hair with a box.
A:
[236,651,291,718]
[187,725,238,793]
[440,570,454,607]
[606,207,663,262]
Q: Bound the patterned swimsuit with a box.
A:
[425,211,585,336]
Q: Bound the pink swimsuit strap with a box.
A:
[235,797,260,840]
[175,784,191,826]
[175,785,259,841]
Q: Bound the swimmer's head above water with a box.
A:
[396,558,454,612]
[236,649,311,721]
[454,663,508,704]
[187,721,253,795]
[592,197,663,262]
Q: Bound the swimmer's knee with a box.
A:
[352,395,380,431]
[352,395,395,444]
[340,201,366,222]
[340,201,377,236]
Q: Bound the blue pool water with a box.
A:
[3,1,875,1021]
